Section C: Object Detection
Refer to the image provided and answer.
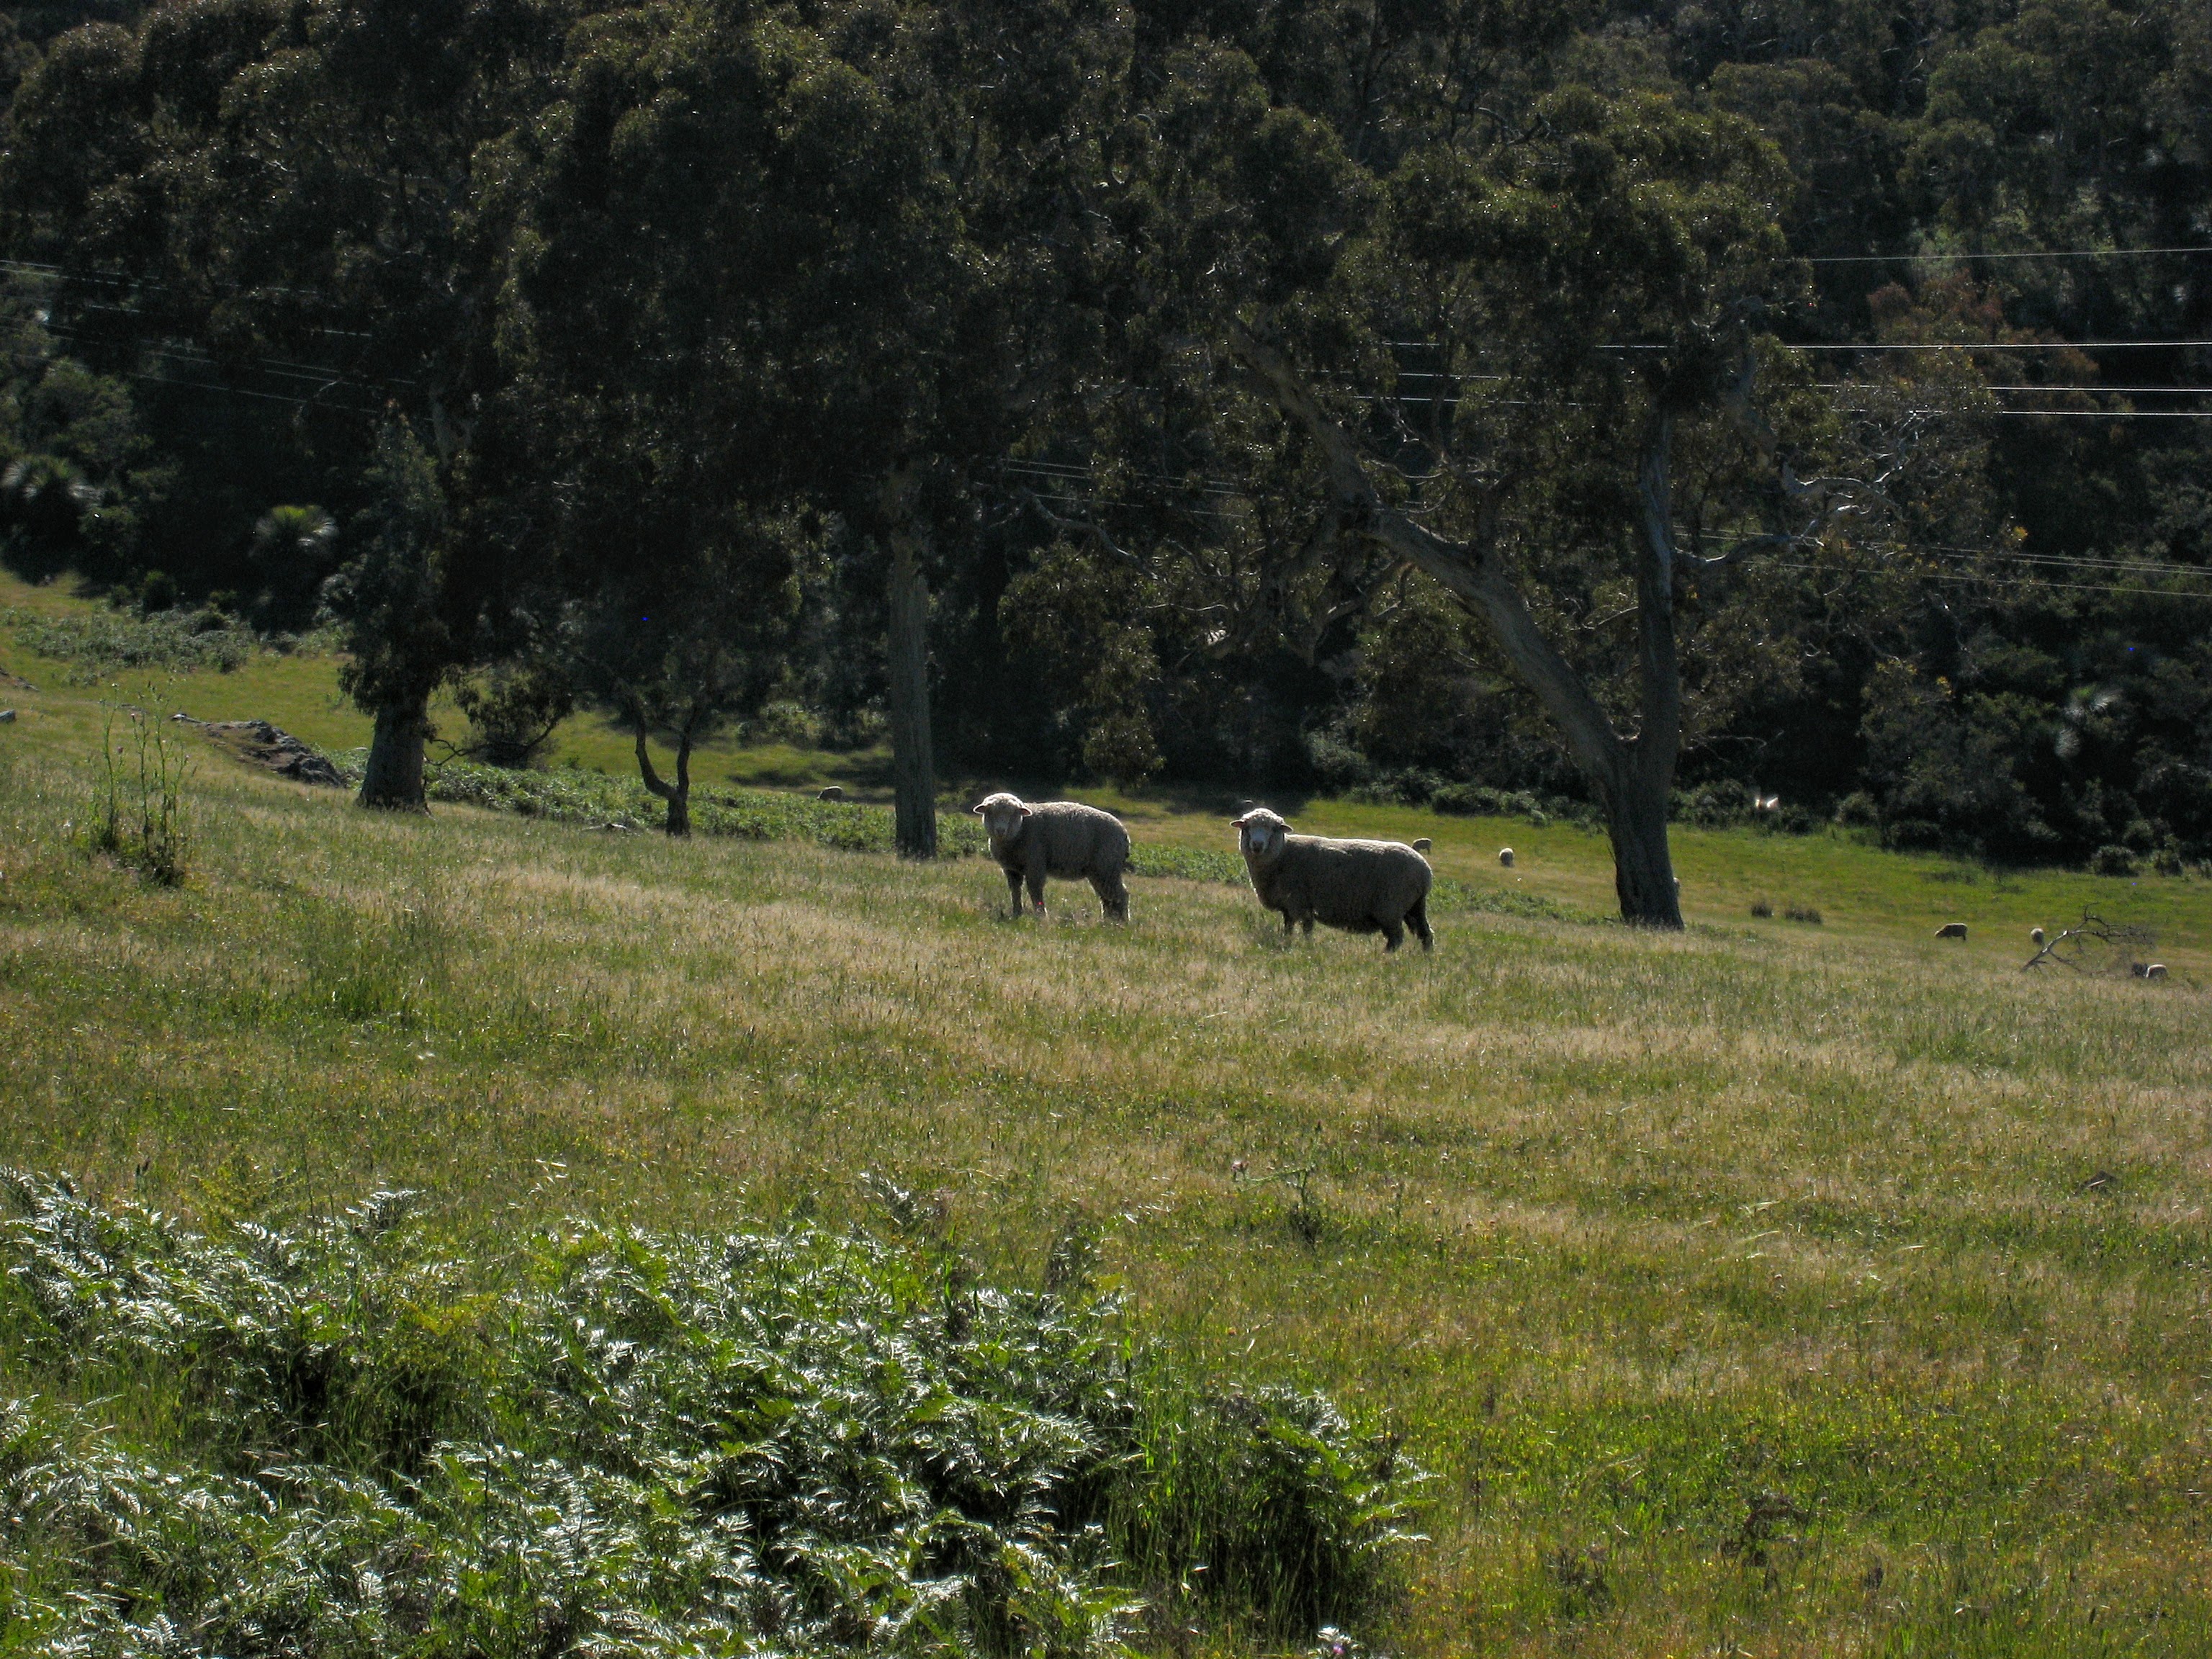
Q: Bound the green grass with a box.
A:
[3,570,2210,1655]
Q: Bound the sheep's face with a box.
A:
[1233,809,1288,866]
[972,791,1032,846]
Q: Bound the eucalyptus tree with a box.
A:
[1,0,577,809]
[1077,56,1836,925]
[509,0,1118,855]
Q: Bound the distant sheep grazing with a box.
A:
[971,792,1130,921]
[1233,807,1433,952]
[817,785,846,802]
[1935,922,1968,939]
[1498,848,1514,867]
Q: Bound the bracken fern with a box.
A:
[0,1174,1424,1658]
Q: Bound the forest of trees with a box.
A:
[0,0,2206,922]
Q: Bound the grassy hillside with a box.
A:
[3,575,2209,1655]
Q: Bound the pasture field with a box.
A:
[2,588,2210,1655]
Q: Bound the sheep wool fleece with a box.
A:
[974,793,1131,920]
[1235,807,1434,951]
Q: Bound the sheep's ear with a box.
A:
[1230,814,1249,827]
[1017,804,1033,817]
[970,803,985,814]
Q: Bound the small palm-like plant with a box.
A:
[250,503,338,563]
[248,503,340,620]
[2054,685,2122,761]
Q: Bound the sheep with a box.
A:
[2030,927,2046,946]
[1411,837,1433,853]
[1936,922,1968,939]
[1232,806,1433,951]
[1498,848,1514,867]
[971,791,1130,921]
[817,785,846,802]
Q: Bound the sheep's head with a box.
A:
[1232,807,1289,866]
[971,791,1032,845]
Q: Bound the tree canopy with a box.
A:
[1,0,2206,905]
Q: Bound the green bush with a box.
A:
[2089,843,2137,877]
[0,1174,1425,1655]
[6,605,258,683]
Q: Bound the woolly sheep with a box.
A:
[971,791,1130,920]
[1936,922,1969,939]
[2030,927,2046,946]
[817,786,846,802]
[1232,806,1433,952]
[1498,848,1514,867]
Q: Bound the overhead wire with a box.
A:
[1798,246,2212,263]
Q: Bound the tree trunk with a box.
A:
[1602,765,1683,927]
[634,721,691,837]
[884,492,938,860]
[359,697,430,811]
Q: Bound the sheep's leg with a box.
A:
[1004,866,1025,918]
[1380,917,1405,951]
[1091,871,1129,922]
[1408,896,1434,952]
[1280,909,1295,935]
[1299,914,1314,936]
[1027,868,1048,915]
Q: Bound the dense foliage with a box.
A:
[0,1172,1425,1655]
[0,0,2205,870]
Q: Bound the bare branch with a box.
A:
[1020,487,1147,570]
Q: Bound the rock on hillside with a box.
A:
[174,715,345,787]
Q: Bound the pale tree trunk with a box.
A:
[359,696,431,812]
[1231,328,1686,926]
[881,469,938,860]
[634,716,693,836]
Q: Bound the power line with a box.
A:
[1989,409,2212,418]
[1799,246,2212,264]
[1779,339,2212,351]
[1824,382,2212,394]
[1771,560,2212,600]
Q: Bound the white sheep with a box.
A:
[1233,807,1433,951]
[971,792,1130,920]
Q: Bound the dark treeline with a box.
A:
[0,0,2206,921]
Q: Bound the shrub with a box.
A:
[0,1174,1426,1653]
[2089,844,2137,877]
[7,604,258,682]
[1833,792,1879,829]
[1749,898,1773,918]
[1784,905,1824,925]
[748,698,824,748]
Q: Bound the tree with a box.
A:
[570,528,797,836]
[1,0,576,806]
[510,0,1115,856]
[1098,73,1820,923]
[328,421,449,811]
